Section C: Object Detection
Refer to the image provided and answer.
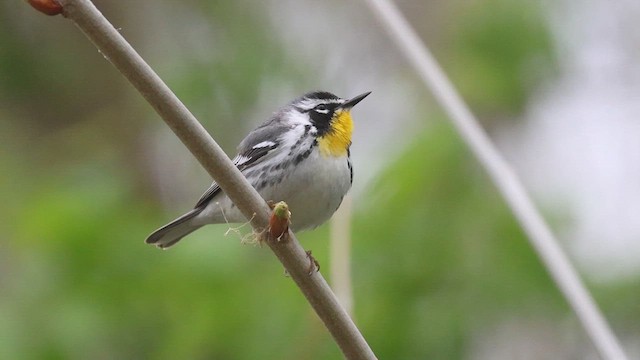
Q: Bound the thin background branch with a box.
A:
[362,0,628,359]
[32,0,377,359]
[330,195,354,316]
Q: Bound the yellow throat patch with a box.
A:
[317,110,353,157]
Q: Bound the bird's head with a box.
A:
[289,91,371,157]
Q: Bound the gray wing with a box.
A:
[193,122,290,209]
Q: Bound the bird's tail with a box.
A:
[145,207,204,249]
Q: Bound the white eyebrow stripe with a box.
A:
[252,141,277,149]
[298,98,344,110]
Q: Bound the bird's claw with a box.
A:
[305,250,320,275]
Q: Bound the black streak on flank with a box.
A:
[288,124,312,156]
[347,149,353,185]
[294,141,316,166]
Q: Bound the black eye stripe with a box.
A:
[308,108,334,136]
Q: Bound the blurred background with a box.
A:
[2,0,639,358]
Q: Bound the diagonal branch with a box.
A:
[30,0,376,358]
[362,0,628,359]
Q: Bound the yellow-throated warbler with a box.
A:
[146,91,371,248]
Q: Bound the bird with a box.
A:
[145,90,371,249]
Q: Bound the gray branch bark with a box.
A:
[45,0,376,358]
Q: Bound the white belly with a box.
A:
[197,148,352,231]
[267,150,352,230]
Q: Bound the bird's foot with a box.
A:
[305,250,320,275]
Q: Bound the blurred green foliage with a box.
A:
[353,123,563,358]
[447,0,556,117]
[1,0,636,359]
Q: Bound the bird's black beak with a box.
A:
[338,91,371,110]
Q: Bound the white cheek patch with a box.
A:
[288,109,314,126]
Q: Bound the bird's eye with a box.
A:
[314,104,329,113]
